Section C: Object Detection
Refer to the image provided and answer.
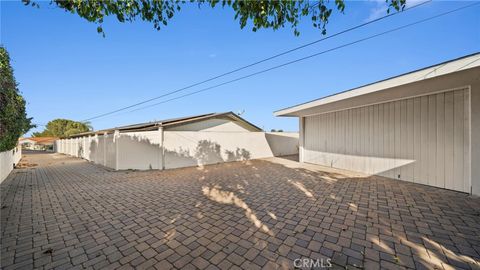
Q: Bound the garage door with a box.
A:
[303,87,471,193]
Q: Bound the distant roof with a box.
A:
[275,52,480,117]
[68,112,262,138]
[19,137,58,144]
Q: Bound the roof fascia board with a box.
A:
[275,53,480,116]
[279,66,479,117]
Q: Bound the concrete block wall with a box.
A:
[55,131,299,171]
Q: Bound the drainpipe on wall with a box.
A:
[159,126,165,170]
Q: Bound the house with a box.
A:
[19,137,57,151]
[275,53,480,196]
[56,112,299,170]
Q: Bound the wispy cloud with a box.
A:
[365,0,424,22]
[405,0,425,8]
[208,53,217,58]
[365,0,388,22]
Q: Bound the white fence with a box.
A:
[0,147,22,183]
[55,131,298,171]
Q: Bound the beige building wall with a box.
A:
[167,118,253,132]
[303,87,472,193]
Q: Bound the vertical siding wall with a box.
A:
[303,87,470,193]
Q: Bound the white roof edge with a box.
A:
[274,53,480,116]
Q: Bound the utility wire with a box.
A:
[125,2,478,114]
[82,0,431,122]
[454,57,480,72]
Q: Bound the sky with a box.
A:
[1,1,479,135]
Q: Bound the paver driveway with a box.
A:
[1,152,480,270]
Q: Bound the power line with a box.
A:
[82,0,431,122]
[124,2,479,114]
[454,57,480,72]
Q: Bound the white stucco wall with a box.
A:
[105,134,116,169]
[0,147,21,183]
[82,136,90,160]
[265,132,299,157]
[163,131,274,169]
[117,131,162,170]
[56,130,299,171]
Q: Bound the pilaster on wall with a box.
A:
[114,130,120,170]
[103,132,108,166]
[159,127,165,170]
[94,134,99,164]
[299,117,305,163]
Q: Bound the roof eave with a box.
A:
[274,53,480,117]
[65,111,263,138]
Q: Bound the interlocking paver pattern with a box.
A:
[1,152,480,269]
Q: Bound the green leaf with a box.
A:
[22,0,405,37]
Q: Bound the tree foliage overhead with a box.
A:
[23,0,406,36]
[0,47,35,152]
[33,119,92,138]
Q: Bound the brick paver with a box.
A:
[1,152,480,269]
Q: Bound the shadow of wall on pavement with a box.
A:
[196,158,480,270]
[19,146,480,270]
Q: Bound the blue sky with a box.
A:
[1,1,479,135]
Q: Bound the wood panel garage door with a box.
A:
[303,87,471,193]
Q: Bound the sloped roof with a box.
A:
[19,137,58,144]
[275,52,480,117]
[68,112,262,138]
